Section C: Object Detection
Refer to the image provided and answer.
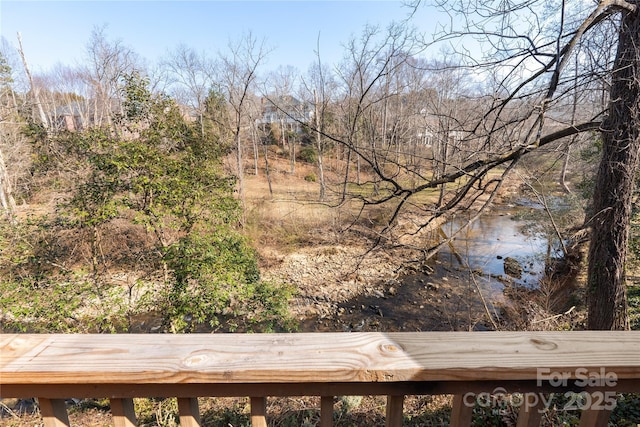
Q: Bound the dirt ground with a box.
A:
[243,159,515,334]
[0,156,595,426]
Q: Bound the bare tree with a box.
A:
[16,33,48,130]
[334,23,419,202]
[322,0,637,329]
[0,46,26,223]
[314,86,327,201]
[0,150,16,223]
[0,88,16,223]
[161,44,216,135]
[264,0,638,329]
[82,26,140,130]
[218,33,269,213]
[32,64,96,132]
[263,65,302,175]
[416,0,639,330]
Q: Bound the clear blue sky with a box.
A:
[0,1,446,74]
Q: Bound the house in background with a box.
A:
[49,102,89,132]
[257,95,314,134]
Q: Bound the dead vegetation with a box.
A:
[6,152,638,426]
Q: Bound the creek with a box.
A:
[135,204,567,333]
[322,204,567,332]
[436,206,553,292]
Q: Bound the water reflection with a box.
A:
[436,209,550,288]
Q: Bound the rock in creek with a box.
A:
[503,256,523,279]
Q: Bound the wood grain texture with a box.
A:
[250,396,267,427]
[516,393,544,427]
[38,398,69,427]
[2,332,640,387]
[320,396,334,427]
[450,394,473,427]
[110,398,136,427]
[177,397,201,427]
[385,395,404,427]
[579,404,613,427]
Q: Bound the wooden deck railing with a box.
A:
[2,331,640,427]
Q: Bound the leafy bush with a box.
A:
[0,278,130,333]
[161,231,258,331]
[159,230,295,332]
[0,74,294,334]
[298,145,318,164]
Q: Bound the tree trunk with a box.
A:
[289,133,295,174]
[234,110,245,223]
[560,142,572,193]
[586,4,640,330]
[314,90,326,201]
[0,148,16,224]
[342,147,352,203]
[263,142,273,198]
[17,33,48,130]
[561,55,580,194]
[251,124,259,176]
[356,151,361,185]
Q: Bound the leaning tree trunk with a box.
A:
[17,33,48,130]
[586,4,640,330]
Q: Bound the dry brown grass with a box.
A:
[1,395,456,427]
[242,161,376,252]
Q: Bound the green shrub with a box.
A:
[298,145,318,164]
[0,278,130,333]
[160,231,295,332]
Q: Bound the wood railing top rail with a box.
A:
[3,331,640,389]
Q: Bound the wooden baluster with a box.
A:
[450,394,473,427]
[110,398,137,427]
[320,396,334,427]
[178,397,201,427]
[250,396,267,427]
[38,398,70,427]
[579,407,613,427]
[516,393,544,427]
[385,395,404,427]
